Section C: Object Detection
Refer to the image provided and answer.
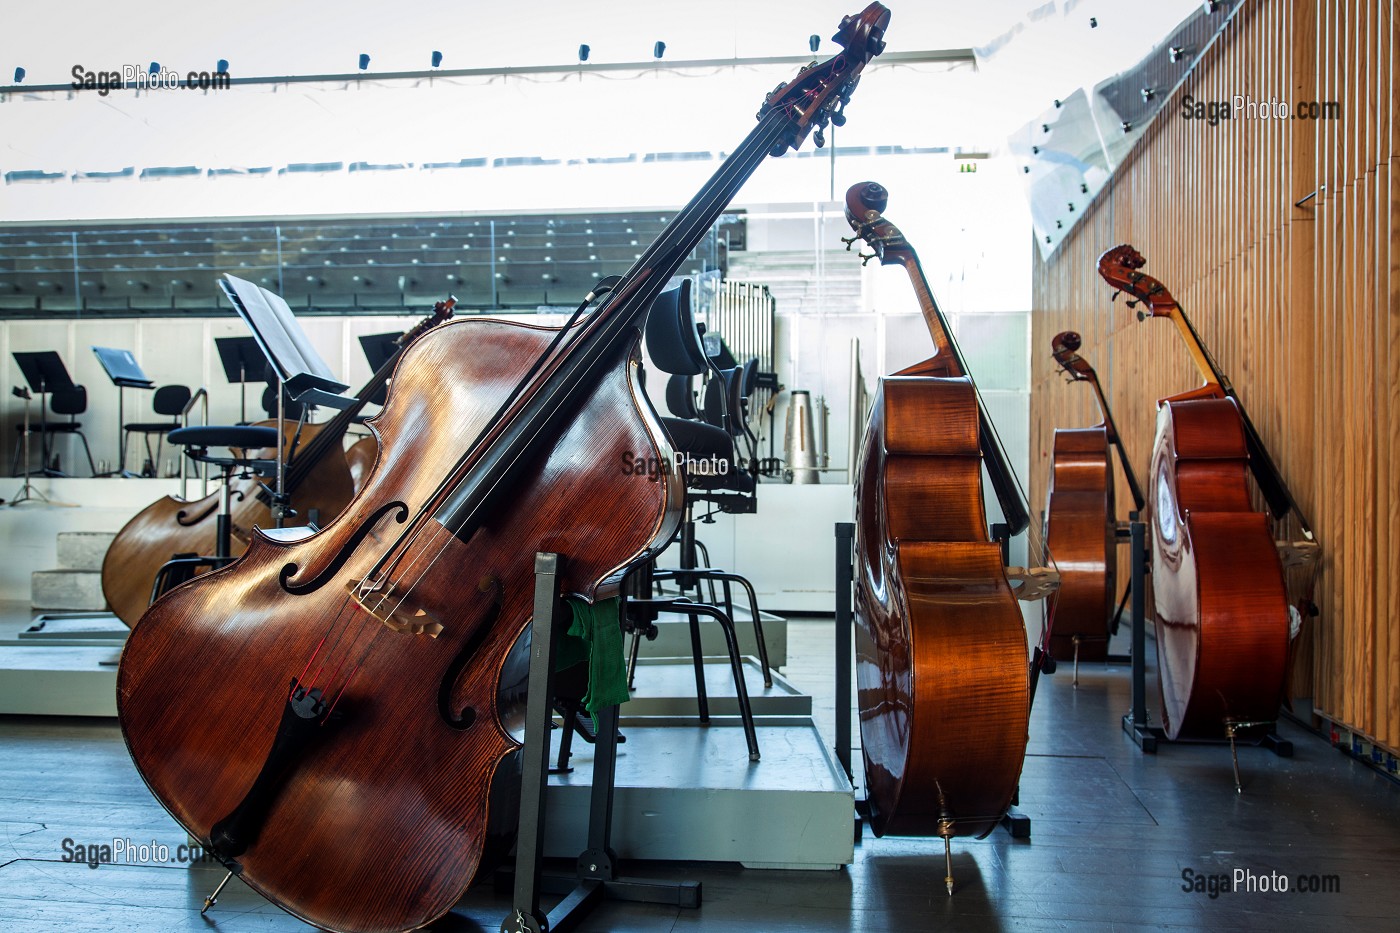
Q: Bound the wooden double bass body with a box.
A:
[1043,331,1145,662]
[117,10,890,931]
[846,181,1043,843]
[1097,245,1314,740]
[101,302,453,627]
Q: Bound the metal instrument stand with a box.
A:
[502,553,701,933]
[833,523,1030,840]
[90,346,156,477]
[1119,516,1293,784]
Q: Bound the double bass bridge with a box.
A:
[1007,566,1060,602]
[347,578,444,637]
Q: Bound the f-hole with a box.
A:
[437,577,503,730]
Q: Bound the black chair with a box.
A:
[148,424,279,604]
[10,385,97,477]
[123,384,192,477]
[618,280,772,761]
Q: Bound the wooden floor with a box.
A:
[2,619,1398,932]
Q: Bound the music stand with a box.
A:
[91,346,156,478]
[214,336,269,424]
[220,274,349,525]
[12,351,77,479]
[357,332,402,407]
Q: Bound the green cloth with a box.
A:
[555,596,629,724]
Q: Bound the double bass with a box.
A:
[843,181,1056,894]
[117,9,890,932]
[1097,245,1317,740]
[101,299,454,627]
[1043,331,1145,665]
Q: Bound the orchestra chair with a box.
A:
[10,385,97,477]
[122,384,192,477]
[147,424,279,606]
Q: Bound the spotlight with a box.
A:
[578,44,590,62]
[809,35,820,53]
[653,41,666,59]
[216,58,228,73]
[358,53,370,70]
[431,50,443,68]
[148,61,160,75]
[12,66,24,83]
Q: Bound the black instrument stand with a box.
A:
[91,346,155,477]
[501,553,701,933]
[214,336,268,425]
[6,386,70,506]
[221,275,351,529]
[1118,516,1292,790]
[12,351,77,478]
[834,523,1031,843]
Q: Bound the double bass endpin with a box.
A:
[943,835,954,896]
[201,870,233,915]
[937,816,955,896]
[1072,636,1080,688]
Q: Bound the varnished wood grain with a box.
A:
[1030,0,1398,753]
[117,319,681,933]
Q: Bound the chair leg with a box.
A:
[687,610,709,723]
[77,432,97,478]
[728,573,772,689]
[694,538,718,604]
[689,603,759,762]
[627,628,642,690]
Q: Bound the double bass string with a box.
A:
[361,107,793,622]
[283,108,797,702]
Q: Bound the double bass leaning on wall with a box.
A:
[1097,244,1319,743]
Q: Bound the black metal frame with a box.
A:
[501,552,701,933]
[833,523,1030,838]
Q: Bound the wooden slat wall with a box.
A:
[1030,0,1398,750]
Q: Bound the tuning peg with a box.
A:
[814,128,826,148]
[858,251,877,266]
[770,141,788,157]
[840,235,860,251]
[831,110,846,127]
[1109,290,1121,302]
[1136,309,1148,321]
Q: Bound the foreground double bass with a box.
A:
[1043,331,1145,664]
[844,181,1055,893]
[101,299,454,627]
[1097,245,1317,740]
[118,9,889,931]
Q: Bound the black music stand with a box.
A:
[219,274,349,525]
[357,332,402,407]
[214,336,268,424]
[12,351,78,479]
[91,346,156,478]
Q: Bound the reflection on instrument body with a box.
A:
[844,181,1049,863]
[117,10,890,931]
[1044,331,1145,663]
[101,301,454,627]
[1098,245,1316,740]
